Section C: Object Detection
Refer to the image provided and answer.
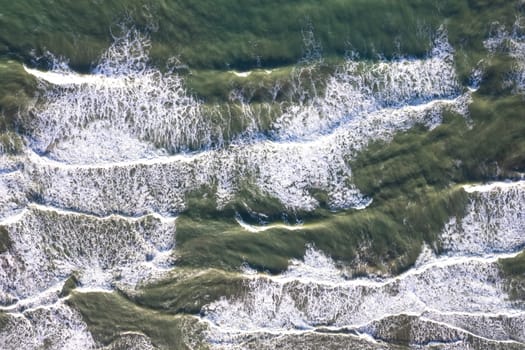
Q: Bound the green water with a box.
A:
[0,0,524,349]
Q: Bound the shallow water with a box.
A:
[0,1,524,349]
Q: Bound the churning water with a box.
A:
[0,13,524,349]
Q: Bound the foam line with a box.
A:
[235,217,304,232]
[463,180,525,193]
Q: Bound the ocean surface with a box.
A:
[0,1,524,349]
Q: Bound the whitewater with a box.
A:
[0,25,524,349]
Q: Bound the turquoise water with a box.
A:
[0,1,524,349]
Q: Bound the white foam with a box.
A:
[22,29,469,213]
[0,204,175,305]
[282,245,344,283]
[484,17,525,92]
[235,216,304,232]
[46,120,168,164]
[0,163,28,221]
[0,282,63,314]
[272,28,458,141]
[26,30,206,156]
[4,26,494,348]
[463,180,525,193]
[202,182,525,345]
[203,250,522,341]
[100,332,157,350]
[420,310,525,343]
[232,71,252,78]
[23,66,128,87]
[361,313,525,347]
[0,302,96,350]
[441,181,525,255]
[25,92,467,216]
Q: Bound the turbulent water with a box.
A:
[202,182,525,349]
[0,2,525,349]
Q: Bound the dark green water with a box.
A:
[0,1,524,349]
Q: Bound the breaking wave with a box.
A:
[2,22,521,349]
[21,29,468,213]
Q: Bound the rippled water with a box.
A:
[0,2,524,349]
